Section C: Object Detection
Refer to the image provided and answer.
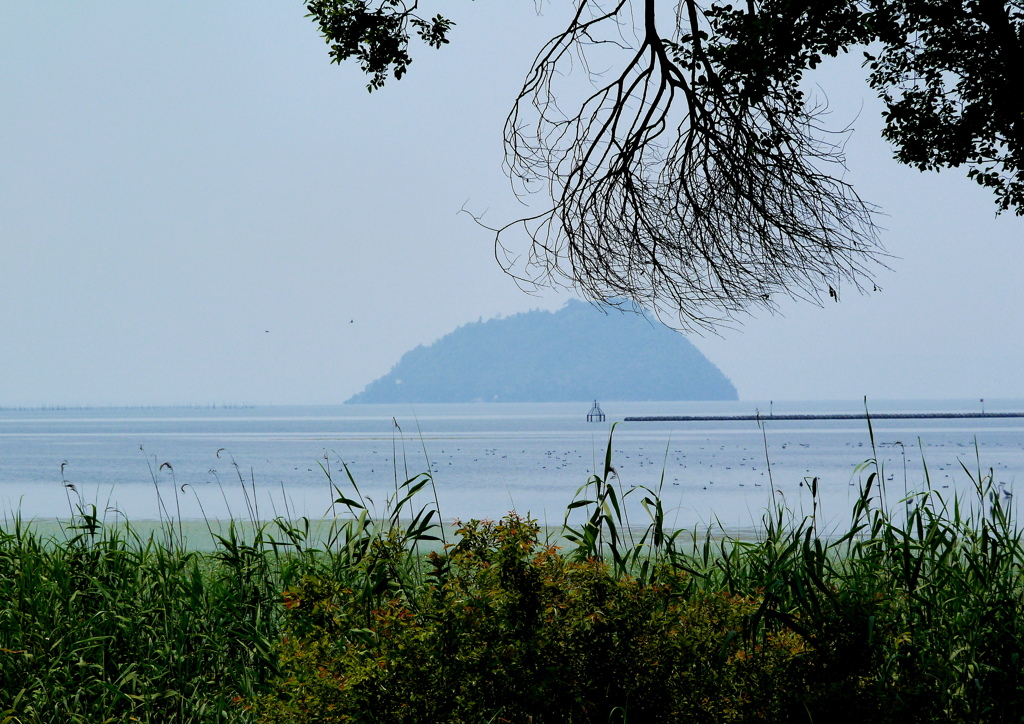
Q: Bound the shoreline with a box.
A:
[0,515,769,551]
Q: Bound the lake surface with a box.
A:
[1,399,1021,532]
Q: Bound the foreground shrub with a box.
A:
[253,515,865,723]
[252,448,1024,723]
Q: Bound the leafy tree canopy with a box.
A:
[305,0,455,90]
[306,0,1024,328]
[704,0,1024,215]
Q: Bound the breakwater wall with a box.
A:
[623,412,1024,422]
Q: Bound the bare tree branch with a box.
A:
[496,0,883,331]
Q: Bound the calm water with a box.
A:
[1,400,1022,531]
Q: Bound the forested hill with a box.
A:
[346,301,737,403]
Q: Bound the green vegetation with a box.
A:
[0,508,283,723]
[2,429,1024,722]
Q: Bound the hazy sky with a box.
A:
[2,2,1022,406]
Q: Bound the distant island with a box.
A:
[346,300,738,403]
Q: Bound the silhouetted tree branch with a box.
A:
[496,0,881,330]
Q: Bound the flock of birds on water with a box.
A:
[333,437,1019,501]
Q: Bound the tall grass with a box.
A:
[1,422,1023,722]
[0,501,285,723]
[0,448,451,723]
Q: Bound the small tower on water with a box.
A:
[587,400,606,422]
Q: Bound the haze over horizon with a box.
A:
[2,3,1022,407]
